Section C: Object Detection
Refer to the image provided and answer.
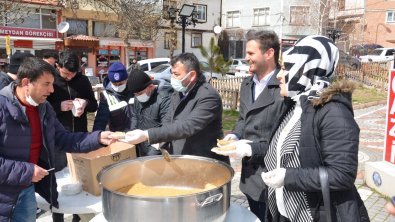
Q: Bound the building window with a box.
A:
[67,19,88,36]
[290,6,310,25]
[253,8,270,26]
[191,33,202,48]
[229,40,245,59]
[227,11,240,28]
[5,8,57,29]
[164,32,172,49]
[194,4,207,22]
[93,21,117,37]
[387,11,395,23]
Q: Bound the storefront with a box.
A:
[64,34,99,76]
[0,26,61,61]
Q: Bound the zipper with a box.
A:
[41,105,55,211]
[66,82,74,132]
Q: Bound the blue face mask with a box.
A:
[171,71,192,93]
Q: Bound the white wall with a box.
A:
[154,0,221,61]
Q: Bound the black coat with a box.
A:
[47,71,98,132]
[0,72,13,90]
[282,84,369,222]
[235,71,290,202]
[148,75,229,163]
[130,86,171,156]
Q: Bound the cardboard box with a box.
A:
[67,142,136,196]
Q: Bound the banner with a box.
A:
[384,69,395,164]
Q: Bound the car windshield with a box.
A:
[149,64,170,73]
[369,49,383,56]
[240,60,249,65]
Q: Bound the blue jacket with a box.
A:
[0,83,102,221]
[93,77,133,132]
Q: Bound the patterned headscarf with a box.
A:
[282,35,339,99]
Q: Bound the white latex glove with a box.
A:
[223,134,239,141]
[261,168,286,188]
[124,130,149,144]
[73,98,87,117]
[211,140,252,159]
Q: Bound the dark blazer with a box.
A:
[234,70,289,202]
[148,75,229,163]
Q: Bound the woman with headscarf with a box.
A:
[259,35,369,221]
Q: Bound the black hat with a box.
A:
[8,52,34,74]
[127,69,153,93]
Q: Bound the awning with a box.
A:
[64,35,99,48]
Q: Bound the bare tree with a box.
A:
[61,0,165,44]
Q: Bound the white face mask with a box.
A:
[171,71,193,93]
[111,83,126,92]
[135,93,150,103]
[25,83,39,106]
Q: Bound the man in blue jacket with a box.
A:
[0,57,115,222]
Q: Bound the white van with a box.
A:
[128,58,170,74]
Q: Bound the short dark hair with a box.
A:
[57,51,80,73]
[42,51,59,61]
[170,53,201,76]
[16,57,56,86]
[246,30,280,68]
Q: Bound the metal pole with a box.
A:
[181,16,186,53]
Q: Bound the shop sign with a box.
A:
[14,40,33,48]
[0,26,57,38]
[384,69,395,164]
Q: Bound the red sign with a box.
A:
[14,40,33,48]
[0,26,57,38]
[384,70,395,164]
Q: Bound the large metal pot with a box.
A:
[97,155,234,222]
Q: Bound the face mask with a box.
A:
[25,84,39,106]
[135,93,151,103]
[111,83,126,92]
[171,71,192,93]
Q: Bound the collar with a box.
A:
[253,70,275,85]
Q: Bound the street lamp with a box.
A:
[326,28,341,43]
[168,4,198,53]
[375,23,392,45]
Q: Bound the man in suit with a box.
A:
[213,30,290,221]
[124,53,229,164]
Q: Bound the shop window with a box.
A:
[194,4,207,23]
[93,21,117,37]
[128,48,148,66]
[67,19,88,36]
[191,33,202,48]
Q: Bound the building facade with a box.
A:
[155,0,221,60]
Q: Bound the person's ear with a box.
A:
[21,78,29,87]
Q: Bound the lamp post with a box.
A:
[375,23,392,45]
[168,4,197,53]
[326,28,341,43]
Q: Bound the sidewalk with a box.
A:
[38,104,395,221]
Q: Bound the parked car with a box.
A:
[359,48,395,62]
[349,44,383,57]
[339,50,361,69]
[228,59,249,74]
[199,61,224,81]
[127,58,170,74]
[146,64,171,81]
[234,65,252,77]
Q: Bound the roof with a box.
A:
[65,35,99,41]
